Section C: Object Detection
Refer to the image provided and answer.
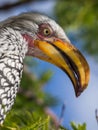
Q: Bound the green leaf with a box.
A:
[71,122,86,130]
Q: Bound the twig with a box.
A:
[0,0,34,11]
[56,103,66,130]
[44,107,59,127]
[45,103,66,130]
[95,109,98,124]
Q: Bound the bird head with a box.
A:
[6,12,90,97]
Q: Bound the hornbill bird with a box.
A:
[0,12,90,124]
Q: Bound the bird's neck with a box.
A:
[0,27,28,58]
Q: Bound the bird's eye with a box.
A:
[43,28,51,36]
[38,24,53,37]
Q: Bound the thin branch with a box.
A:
[45,103,66,130]
[0,0,35,11]
[95,109,98,124]
[56,103,66,130]
[44,107,59,127]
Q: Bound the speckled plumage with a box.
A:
[0,27,28,124]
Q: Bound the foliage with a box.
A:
[55,0,98,56]
[0,111,86,130]
[71,122,86,130]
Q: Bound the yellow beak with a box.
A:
[34,39,90,97]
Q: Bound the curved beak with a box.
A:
[34,39,90,97]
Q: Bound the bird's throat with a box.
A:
[22,34,34,48]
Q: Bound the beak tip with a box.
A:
[75,86,85,97]
[76,92,81,97]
